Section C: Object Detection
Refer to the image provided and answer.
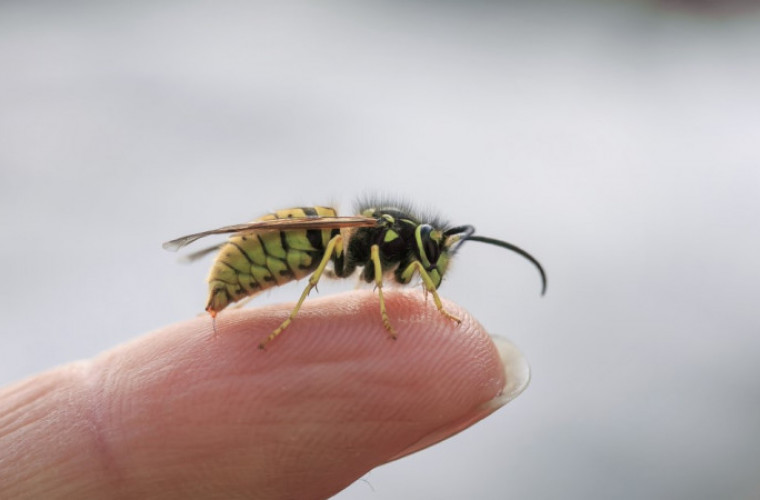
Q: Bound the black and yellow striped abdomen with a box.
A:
[205,206,339,316]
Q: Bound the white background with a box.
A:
[1,1,759,498]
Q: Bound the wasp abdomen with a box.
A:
[205,206,338,316]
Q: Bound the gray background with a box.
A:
[2,1,759,498]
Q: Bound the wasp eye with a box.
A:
[425,239,440,264]
[419,225,441,265]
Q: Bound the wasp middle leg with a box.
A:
[370,244,397,338]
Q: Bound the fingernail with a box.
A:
[480,335,531,411]
[387,335,530,462]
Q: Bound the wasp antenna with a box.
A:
[443,225,475,253]
[466,235,547,295]
[444,225,475,238]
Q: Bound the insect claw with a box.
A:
[440,309,461,324]
[383,319,397,339]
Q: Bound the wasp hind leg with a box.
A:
[258,234,343,349]
[370,244,397,338]
[400,261,461,325]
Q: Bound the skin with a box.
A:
[0,290,526,499]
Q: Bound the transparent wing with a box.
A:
[162,216,378,252]
[178,243,225,263]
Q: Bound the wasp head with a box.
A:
[412,224,475,288]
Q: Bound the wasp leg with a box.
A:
[370,244,397,338]
[259,234,343,349]
[400,262,461,324]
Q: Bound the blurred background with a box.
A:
[2,1,759,498]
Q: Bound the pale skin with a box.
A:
[0,290,519,499]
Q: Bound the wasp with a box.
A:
[163,203,546,348]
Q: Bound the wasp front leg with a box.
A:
[400,261,461,325]
[370,244,397,338]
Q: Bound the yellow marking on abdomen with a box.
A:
[205,206,338,315]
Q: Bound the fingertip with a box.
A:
[84,290,522,498]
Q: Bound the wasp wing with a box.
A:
[178,243,226,263]
[163,216,378,252]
